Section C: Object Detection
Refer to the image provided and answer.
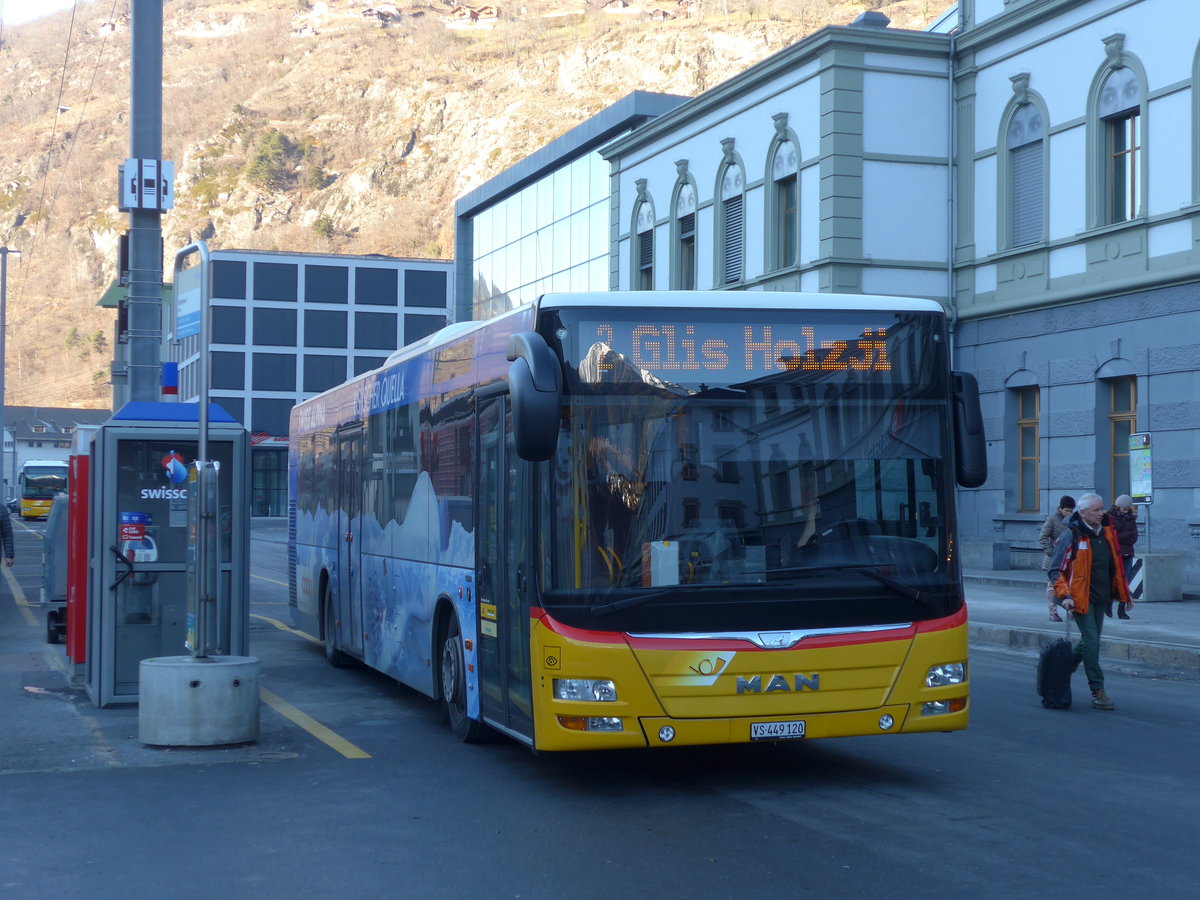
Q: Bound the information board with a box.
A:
[1129,432,1152,504]
[175,261,202,340]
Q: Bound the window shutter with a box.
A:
[1011,141,1043,247]
[723,196,743,283]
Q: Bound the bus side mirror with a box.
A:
[507,331,562,462]
[952,370,987,488]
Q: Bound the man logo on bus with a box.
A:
[161,450,188,484]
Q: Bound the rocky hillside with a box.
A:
[0,0,941,406]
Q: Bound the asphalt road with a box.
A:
[2,521,1198,899]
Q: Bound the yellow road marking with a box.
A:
[15,519,43,538]
[251,612,322,645]
[259,686,371,759]
[2,566,38,626]
[251,572,286,587]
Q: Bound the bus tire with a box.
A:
[439,615,486,743]
[46,611,61,645]
[321,582,350,668]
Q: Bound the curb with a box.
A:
[968,623,1200,677]
[964,573,1200,602]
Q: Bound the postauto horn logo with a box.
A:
[139,450,190,500]
[162,450,188,484]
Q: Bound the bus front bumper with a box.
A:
[534,701,968,751]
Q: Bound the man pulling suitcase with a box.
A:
[1043,492,1131,711]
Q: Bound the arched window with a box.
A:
[672,173,697,290]
[766,114,800,271]
[1007,102,1045,246]
[772,140,798,268]
[1099,67,1142,223]
[632,181,656,290]
[1087,37,1147,228]
[720,167,746,284]
[717,157,745,285]
[1193,41,1200,204]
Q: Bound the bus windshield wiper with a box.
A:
[589,588,674,618]
[773,563,926,606]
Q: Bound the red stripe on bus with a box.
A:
[531,606,966,649]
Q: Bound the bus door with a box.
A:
[335,427,365,659]
[476,394,533,740]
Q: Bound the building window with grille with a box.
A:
[1108,376,1136,501]
[718,163,744,285]
[1016,387,1039,512]
[1007,103,1044,247]
[1099,67,1142,224]
[674,181,697,290]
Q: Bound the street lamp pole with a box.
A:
[0,247,21,497]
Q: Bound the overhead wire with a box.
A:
[6,1,123,407]
[42,0,122,256]
[16,0,82,302]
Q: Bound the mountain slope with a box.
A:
[0,0,940,406]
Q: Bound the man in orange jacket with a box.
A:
[1048,492,1131,710]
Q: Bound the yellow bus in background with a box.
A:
[19,459,69,519]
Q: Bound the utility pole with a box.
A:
[126,0,164,402]
[0,247,20,494]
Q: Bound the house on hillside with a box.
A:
[362,7,395,24]
[446,5,501,28]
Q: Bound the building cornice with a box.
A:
[602,25,950,160]
[956,0,1132,53]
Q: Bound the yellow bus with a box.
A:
[19,459,69,519]
[288,292,986,750]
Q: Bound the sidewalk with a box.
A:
[963,567,1200,677]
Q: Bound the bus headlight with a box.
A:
[925,662,966,688]
[920,697,968,716]
[557,716,624,732]
[553,678,617,702]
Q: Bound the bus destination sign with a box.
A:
[580,321,893,379]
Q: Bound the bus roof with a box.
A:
[21,459,69,468]
[536,291,946,314]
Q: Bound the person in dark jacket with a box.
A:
[0,502,14,568]
[1108,494,1137,619]
[1048,492,1131,710]
[1039,495,1074,621]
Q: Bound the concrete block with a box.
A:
[1139,553,1183,603]
[139,656,260,746]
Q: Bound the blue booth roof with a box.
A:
[110,401,239,423]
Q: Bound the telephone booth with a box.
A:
[85,402,250,707]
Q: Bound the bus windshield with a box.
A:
[21,465,68,499]
[541,305,958,634]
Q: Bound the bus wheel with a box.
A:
[46,611,61,645]
[322,589,349,668]
[440,616,486,743]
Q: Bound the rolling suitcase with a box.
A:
[1037,614,1074,709]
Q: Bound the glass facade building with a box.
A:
[454,91,688,323]
[470,153,610,319]
[167,250,454,516]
